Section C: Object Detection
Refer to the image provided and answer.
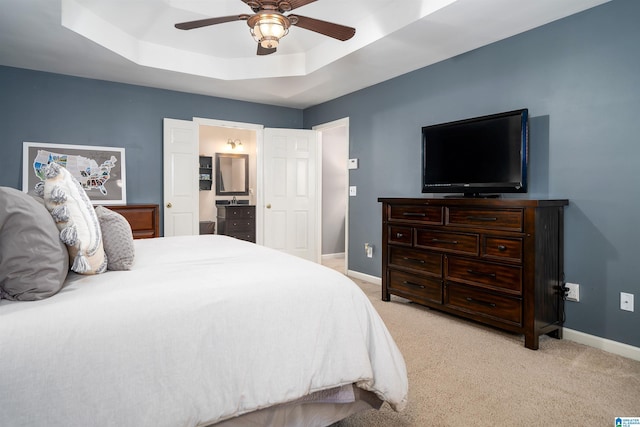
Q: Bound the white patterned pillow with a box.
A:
[37,163,107,275]
[95,206,135,270]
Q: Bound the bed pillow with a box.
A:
[95,206,135,270]
[0,186,69,300]
[38,163,107,275]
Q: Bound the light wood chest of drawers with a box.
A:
[379,197,568,350]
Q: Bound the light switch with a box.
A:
[348,158,359,169]
[349,186,357,196]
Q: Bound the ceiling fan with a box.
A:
[174,0,356,56]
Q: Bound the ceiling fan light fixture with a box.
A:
[248,12,290,49]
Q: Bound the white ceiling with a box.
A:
[0,0,610,109]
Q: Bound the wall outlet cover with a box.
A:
[565,282,580,302]
[621,292,634,312]
[348,158,359,169]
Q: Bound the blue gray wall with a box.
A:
[304,0,640,347]
[0,67,302,203]
[1,0,638,348]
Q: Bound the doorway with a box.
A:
[197,124,258,225]
[314,118,349,274]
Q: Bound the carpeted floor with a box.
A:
[323,258,640,426]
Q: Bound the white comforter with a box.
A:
[0,235,407,427]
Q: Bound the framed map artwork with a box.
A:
[22,142,126,205]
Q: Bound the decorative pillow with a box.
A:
[95,206,135,270]
[0,186,69,300]
[37,163,107,275]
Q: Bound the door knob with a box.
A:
[166,203,172,208]
[266,203,271,209]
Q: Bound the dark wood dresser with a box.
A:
[217,205,256,243]
[105,204,159,239]
[378,197,568,350]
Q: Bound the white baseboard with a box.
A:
[346,271,640,362]
[563,328,640,361]
[321,252,345,260]
[347,270,381,285]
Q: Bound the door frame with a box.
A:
[313,117,350,274]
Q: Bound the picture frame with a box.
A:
[22,142,126,205]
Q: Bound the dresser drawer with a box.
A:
[226,231,255,242]
[105,205,159,239]
[225,220,255,232]
[415,229,478,256]
[389,246,442,277]
[389,205,443,225]
[218,206,255,219]
[388,225,412,246]
[446,207,523,232]
[446,256,522,294]
[445,283,522,326]
[389,270,442,305]
[482,236,523,263]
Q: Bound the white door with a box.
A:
[261,128,320,262]
[163,118,199,236]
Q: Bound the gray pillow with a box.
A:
[0,186,69,300]
[95,206,135,270]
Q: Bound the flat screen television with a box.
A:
[421,109,528,197]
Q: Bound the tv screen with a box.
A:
[421,109,528,197]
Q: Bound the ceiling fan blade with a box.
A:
[283,0,318,11]
[289,15,355,41]
[257,44,277,56]
[175,15,248,30]
[239,0,316,13]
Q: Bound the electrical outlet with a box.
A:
[621,292,634,312]
[349,186,357,196]
[364,243,373,258]
[565,282,580,302]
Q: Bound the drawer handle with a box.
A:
[431,238,458,245]
[403,280,425,289]
[497,245,507,252]
[467,269,497,278]
[466,216,497,221]
[465,297,497,308]
[402,257,425,264]
[396,232,405,238]
[403,213,426,217]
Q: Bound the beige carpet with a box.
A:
[333,272,640,426]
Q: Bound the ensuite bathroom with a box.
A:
[198,126,257,236]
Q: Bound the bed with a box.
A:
[0,184,408,427]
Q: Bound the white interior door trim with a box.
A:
[193,117,264,132]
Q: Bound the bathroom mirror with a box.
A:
[215,153,249,196]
